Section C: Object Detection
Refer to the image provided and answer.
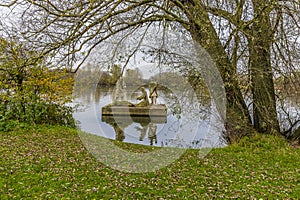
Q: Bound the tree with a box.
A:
[124,68,143,86]
[204,0,299,138]
[1,0,299,141]
[110,64,122,85]
[0,37,74,129]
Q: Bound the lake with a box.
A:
[73,82,300,149]
[73,86,225,149]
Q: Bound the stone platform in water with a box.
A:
[102,104,167,117]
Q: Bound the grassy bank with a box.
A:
[0,125,299,199]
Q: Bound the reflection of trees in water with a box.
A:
[277,92,300,134]
[76,87,112,106]
[275,74,300,141]
[95,87,112,104]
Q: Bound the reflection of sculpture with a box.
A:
[114,123,125,141]
[149,83,158,104]
[136,87,149,107]
[135,122,157,145]
[102,118,128,142]
[148,123,157,145]
[135,122,150,141]
[102,115,165,145]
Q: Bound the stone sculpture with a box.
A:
[136,87,149,107]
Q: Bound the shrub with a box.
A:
[0,38,75,129]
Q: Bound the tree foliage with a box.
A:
[0,38,75,130]
[1,0,299,142]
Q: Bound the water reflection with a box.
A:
[277,93,300,132]
[101,115,166,145]
[74,84,224,149]
[134,122,158,145]
[148,123,158,145]
[73,83,300,148]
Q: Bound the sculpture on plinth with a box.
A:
[113,77,126,102]
[149,82,158,105]
[102,81,166,116]
[136,87,150,107]
[101,81,167,144]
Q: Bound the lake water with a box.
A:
[73,85,300,149]
[73,86,225,149]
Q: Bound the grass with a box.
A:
[0,125,299,199]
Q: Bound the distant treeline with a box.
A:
[75,64,144,87]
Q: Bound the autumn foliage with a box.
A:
[0,38,75,130]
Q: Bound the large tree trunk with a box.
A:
[185,3,255,142]
[248,1,280,134]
